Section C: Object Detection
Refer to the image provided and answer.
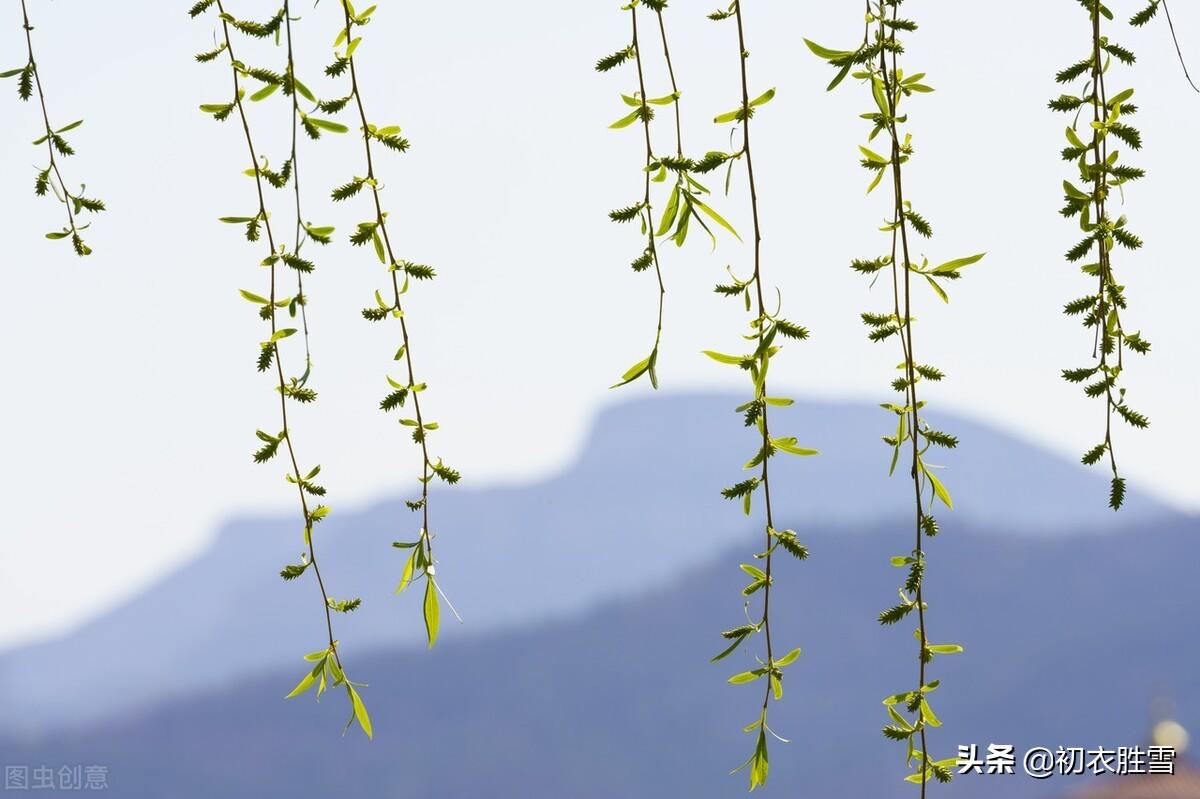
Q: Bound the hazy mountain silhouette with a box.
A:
[0,394,1177,737]
[2,515,1194,798]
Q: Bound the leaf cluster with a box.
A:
[1049,0,1151,509]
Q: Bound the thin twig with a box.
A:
[18,0,94,253]
[1162,0,1200,93]
[283,2,314,372]
[877,5,929,794]
[215,0,342,668]
[630,6,667,363]
[731,0,778,730]
[338,2,440,592]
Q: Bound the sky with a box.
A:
[1,0,1197,650]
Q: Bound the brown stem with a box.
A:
[654,9,683,157]
[731,0,777,721]
[339,4,437,575]
[283,1,313,371]
[630,6,666,357]
[876,5,929,793]
[1089,3,1121,482]
[215,1,342,668]
[19,0,78,237]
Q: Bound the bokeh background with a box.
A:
[0,1,1197,796]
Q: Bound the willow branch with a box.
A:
[12,0,104,255]
[213,0,343,670]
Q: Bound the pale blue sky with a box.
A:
[1,0,1197,648]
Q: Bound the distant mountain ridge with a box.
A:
[2,515,1195,798]
[0,394,1177,735]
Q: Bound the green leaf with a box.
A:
[691,196,741,241]
[922,465,954,509]
[250,83,279,102]
[930,252,986,274]
[921,698,942,727]
[239,289,269,304]
[866,167,885,194]
[372,230,386,264]
[728,669,765,685]
[887,705,913,730]
[924,275,949,304]
[394,550,416,594]
[308,117,348,133]
[802,39,851,60]
[713,107,742,124]
[611,353,653,388]
[775,647,801,667]
[711,634,749,663]
[872,78,889,116]
[347,684,373,739]
[656,185,681,236]
[826,61,853,91]
[285,662,320,699]
[859,145,889,164]
[740,563,766,581]
[609,109,641,129]
[1108,88,1134,107]
[423,576,440,648]
[750,729,769,789]
[702,350,745,365]
[772,438,819,457]
[749,88,775,107]
[294,78,317,103]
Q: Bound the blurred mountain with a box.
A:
[0,394,1178,736]
[2,514,1195,798]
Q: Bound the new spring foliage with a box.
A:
[1053,0,1152,510]
[807,0,979,791]
[704,1,813,790]
[597,0,739,390]
[3,0,105,255]
[189,0,371,739]
[330,0,460,648]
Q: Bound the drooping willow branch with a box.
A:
[330,0,461,647]
[281,1,318,377]
[808,0,981,791]
[704,1,811,790]
[1052,0,1151,511]
[189,0,371,738]
[2,0,105,255]
[597,0,738,390]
